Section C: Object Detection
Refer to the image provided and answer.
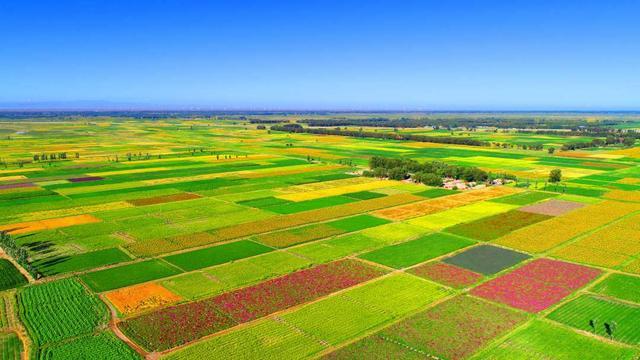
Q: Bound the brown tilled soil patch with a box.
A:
[518,199,585,216]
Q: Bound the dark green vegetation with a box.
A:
[163,240,273,271]
[364,156,503,183]
[443,245,530,275]
[359,233,474,269]
[0,259,27,290]
[80,259,183,292]
[34,247,131,276]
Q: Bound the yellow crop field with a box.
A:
[0,214,102,234]
[16,201,133,222]
[495,200,640,253]
[604,190,640,203]
[277,179,398,202]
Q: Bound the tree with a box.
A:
[623,137,635,147]
[547,147,555,155]
[387,167,407,180]
[549,169,562,183]
[414,172,443,187]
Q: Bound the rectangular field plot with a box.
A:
[444,209,551,241]
[550,212,640,268]
[495,200,640,253]
[163,240,273,271]
[163,317,325,360]
[408,262,483,288]
[279,274,450,345]
[105,282,182,316]
[331,296,526,360]
[359,233,474,269]
[489,191,557,205]
[81,259,183,292]
[591,273,640,304]
[254,215,388,248]
[127,192,201,206]
[518,199,585,216]
[406,201,516,230]
[33,247,131,276]
[0,259,27,291]
[471,320,639,360]
[17,278,108,346]
[36,331,141,360]
[120,259,384,351]
[547,295,640,345]
[442,244,530,275]
[371,187,516,221]
[322,335,428,360]
[258,195,357,214]
[471,258,601,312]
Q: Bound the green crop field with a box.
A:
[0,259,27,291]
[1,114,640,359]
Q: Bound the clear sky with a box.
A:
[1,0,639,110]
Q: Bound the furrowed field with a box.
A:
[1,115,640,359]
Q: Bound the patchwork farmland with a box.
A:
[1,115,640,359]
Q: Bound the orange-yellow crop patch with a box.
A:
[551,244,629,268]
[604,190,640,203]
[373,186,519,220]
[105,283,182,315]
[495,200,640,253]
[0,214,102,234]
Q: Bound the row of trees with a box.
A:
[299,117,624,130]
[271,124,487,147]
[0,231,39,278]
[561,136,635,151]
[33,152,79,161]
[362,156,515,186]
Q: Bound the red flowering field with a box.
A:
[471,258,601,312]
[119,259,385,351]
[407,262,482,288]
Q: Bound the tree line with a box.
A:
[271,124,487,147]
[0,231,40,278]
[298,117,627,130]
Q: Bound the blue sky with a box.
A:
[1,0,639,110]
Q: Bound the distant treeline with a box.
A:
[249,119,289,124]
[561,135,636,151]
[271,124,487,147]
[300,117,625,130]
[364,156,515,186]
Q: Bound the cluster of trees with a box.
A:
[271,124,487,147]
[561,136,636,151]
[362,156,514,186]
[0,231,39,278]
